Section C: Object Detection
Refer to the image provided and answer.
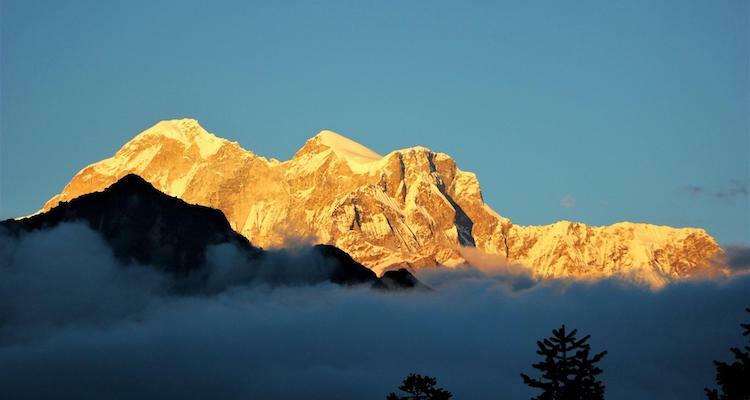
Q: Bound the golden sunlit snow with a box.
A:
[42,119,724,287]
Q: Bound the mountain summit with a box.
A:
[307,130,382,163]
[39,119,723,286]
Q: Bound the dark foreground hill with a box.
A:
[1,174,422,291]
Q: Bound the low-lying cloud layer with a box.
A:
[1,223,748,399]
[724,244,750,273]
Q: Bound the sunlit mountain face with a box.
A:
[42,118,725,288]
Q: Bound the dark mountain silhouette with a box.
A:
[374,268,430,291]
[1,174,422,290]
[312,244,382,285]
[3,174,259,274]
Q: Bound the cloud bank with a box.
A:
[0,223,748,400]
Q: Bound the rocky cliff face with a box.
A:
[40,119,723,286]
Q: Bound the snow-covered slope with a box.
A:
[41,119,724,286]
[316,130,382,164]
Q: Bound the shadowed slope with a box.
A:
[373,268,431,291]
[4,174,256,274]
[3,174,421,289]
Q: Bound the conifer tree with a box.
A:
[706,308,750,400]
[521,324,607,400]
[386,373,452,400]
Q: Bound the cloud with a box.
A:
[680,179,749,200]
[724,244,750,273]
[0,223,165,344]
[201,244,359,292]
[561,194,576,209]
[682,185,705,196]
[715,179,749,199]
[454,247,536,291]
[0,223,749,400]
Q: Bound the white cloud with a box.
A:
[561,194,576,209]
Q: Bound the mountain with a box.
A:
[6,173,418,290]
[8,174,259,275]
[373,268,431,291]
[38,119,723,286]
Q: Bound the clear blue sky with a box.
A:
[1,0,748,244]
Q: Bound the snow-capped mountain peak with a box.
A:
[132,118,229,159]
[292,129,383,172]
[39,119,725,287]
[314,130,382,162]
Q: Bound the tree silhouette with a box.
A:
[386,373,453,400]
[521,324,607,400]
[705,308,750,400]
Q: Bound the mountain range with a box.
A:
[38,118,723,287]
[4,173,417,291]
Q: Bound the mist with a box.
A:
[0,223,748,399]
